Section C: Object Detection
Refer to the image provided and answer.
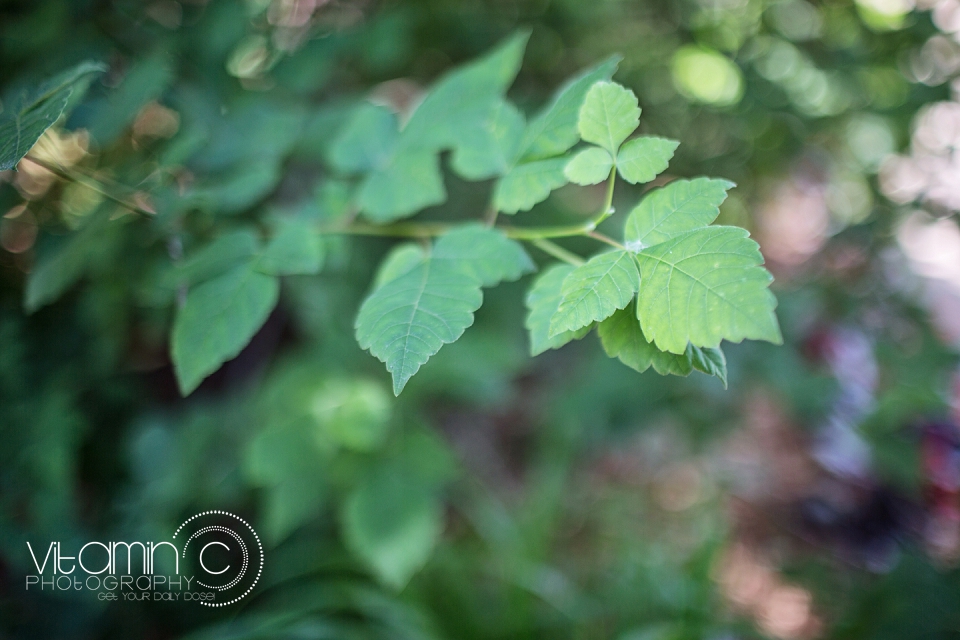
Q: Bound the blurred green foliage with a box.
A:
[2,0,960,639]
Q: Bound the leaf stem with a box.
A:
[530,239,585,266]
[589,167,617,228]
[484,206,498,227]
[588,230,625,250]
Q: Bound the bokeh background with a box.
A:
[3,0,960,638]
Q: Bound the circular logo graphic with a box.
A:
[173,511,263,607]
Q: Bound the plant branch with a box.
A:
[321,220,599,241]
[530,239,585,266]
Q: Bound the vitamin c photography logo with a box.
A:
[25,510,263,607]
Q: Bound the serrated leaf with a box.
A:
[450,100,525,180]
[599,308,729,383]
[564,147,613,185]
[616,136,679,184]
[328,102,398,173]
[358,150,445,222]
[0,61,106,171]
[373,244,427,289]
[432,224,534,286]
[342,464,443,589]
[258,218,324,276]
[689,344,728,387]
[171,262,279,395]
[493,157,568,214]
[624,177,735,250]
[577,81,640,155]
[525,264,591,356]
[598,307,693,376]
[549,250,640,337]
[355,258,482,395]
[519,56,620,161]
[635,226,781,354]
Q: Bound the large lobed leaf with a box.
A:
[624,177,735,249]
[621,177,781,354]
[635,225,782,354]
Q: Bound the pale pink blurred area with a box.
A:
[897,212,960,343]
[881,101,960,212]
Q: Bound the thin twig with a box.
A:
[22,155,155,217]
[531,238,585,266]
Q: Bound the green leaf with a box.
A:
[689,344,728,387]
[328,102,398,173]
[311,378,392,452]
[355,257,482,395]
[615,136,679,184]
[0,61,106,171]
[258,218,324,276]
[245,421,327,543]
[171,262,280,395]
[356,227,528,394]
[624,177,735,250]
[24,205,112,312]
[342,465,444,589]
[493,157,568,214]
[519,56,620,161]
[373,244,427,289]
[450,100,525,180]
[191,160,283,215]
[635,226,782,354]
[401,31,529,153]
[564,147,613,185]
[549,250,640,337]
[432,224,534,286]
[525,264,591,356]
[598,307,693,376]
[165,229,261,288]
[597,307,727,384]
[577,81,640,155]
[358,150,445,222]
